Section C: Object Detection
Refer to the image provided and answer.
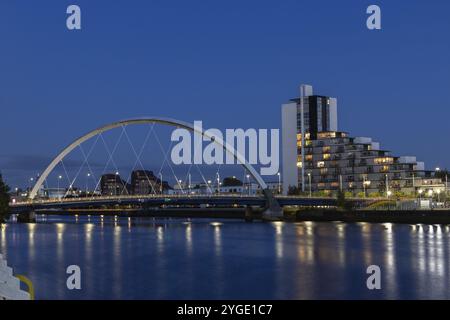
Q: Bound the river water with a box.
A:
[1,216,450,299]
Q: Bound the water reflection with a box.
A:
[2,218,450,299]
[272,222,283,259]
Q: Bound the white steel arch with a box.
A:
[29,117,269,200]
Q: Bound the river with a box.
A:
[1,216,450,299]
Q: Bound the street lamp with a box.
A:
[207,180,212,194]
[246,174,250,195]
[86,173,91,194]
[159,173,163,194]
[387,190,392,198]
[418,189,423,203]
[277,172,281,194]
[428,189,433,198]
[188,173,191,193]
[362,175,367,198]
[57,175,63,200]
[437,189,441,203]
[216,173,220,194]
[385,174,389,198]
[363,178,371,198]
[178,179,183,193]
[308,173,312,198]
[446,174,448,196]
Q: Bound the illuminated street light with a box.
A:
[57,175,63,197]
[277,172,281,194]
[307,172,312,198]
[86,173,91,194]
[418,189,424,203]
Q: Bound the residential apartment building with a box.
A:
[100,174,130,196]
[282,85,443,196]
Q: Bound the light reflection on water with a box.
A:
[1,216,450,300]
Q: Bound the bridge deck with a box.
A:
[10,194,380,213]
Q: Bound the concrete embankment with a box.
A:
[291,209,450,224]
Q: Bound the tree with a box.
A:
[337,190,353,211]
[0,174,11,223]
[288,185,301,196]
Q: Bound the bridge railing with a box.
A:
[11,193,382,207]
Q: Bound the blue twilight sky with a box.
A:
[1,0,450,188]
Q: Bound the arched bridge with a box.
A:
[26,117,284,220]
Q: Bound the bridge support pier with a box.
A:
[245,206,254,222]
[17,211,36,223]
[261,189,283,221]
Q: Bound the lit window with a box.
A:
[297,162,303,168]
[317,161,325,168]
[317,132,337,139]
[323,154,331,160]
[374,157,394,165]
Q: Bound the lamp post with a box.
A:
[57,175,62,193]
[277,172,281,194]
[86,173,91,195]
[437,189,441,203]
[363,175,367,198]
[207,180,212,194]
[188,173,191,194]
[216,173,220,194]
[446,174,448,196]
[363,176,371,198]
[246,174,250,195]
[159,173,163,194]
[418,189,423,205]
[385,174,389,198]
[178,179,183,194]
[308,173,312,198]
